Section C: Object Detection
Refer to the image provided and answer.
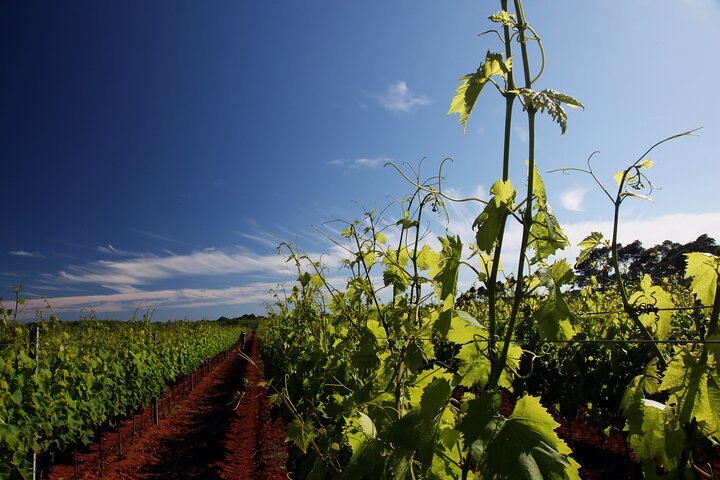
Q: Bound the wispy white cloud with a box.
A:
[374,81,431,113]
[327,156,392,170]
[559,187,590,212]
[9,250,43,258]
[238,231,282,249]
[48,238,91,250]
[96,244,150,257]
[52,248,292,293]
[513,125,529,143]
[19,283,279,316]
[356,158,381,168]
[275,225,326,249]
[130,228,195,247]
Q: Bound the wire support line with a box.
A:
[508,338,720,345]
[576,304,713,317]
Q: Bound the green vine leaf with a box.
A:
[660,348,720,443]
[343,412,379,476]
[473,179,516,254]
[463,395,581,479]
[447,311,486,345]
[613,171,625,187]
[684,252,720,307]
[629,275,673,341]
[576,232,604,267]
[488,10,515,26]
[416,245,439,272]
[434,236,463,336]
[535,260,578,343]
[287,418,318,454]
[455,340,492,388]
[623,397,685,475]
[530,169,568,262]
[449,51,511,133]
[515,88,583,135]
[383,264,410,297]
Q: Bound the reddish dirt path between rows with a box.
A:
[49,334,288,479]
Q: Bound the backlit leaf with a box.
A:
[287,418,317,454]
[488,10,514,26]
[684,252,720,308]
[515,88,583,135]
[449,51,511,132]
[434,236,462,336]
[473,180,516,254]
[465,395,581,479]
[535,260,577,342]
[576,232,603,266]
[629,275,673,340]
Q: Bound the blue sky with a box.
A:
[2,1,719,321]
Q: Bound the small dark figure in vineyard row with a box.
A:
[239,331,246,350]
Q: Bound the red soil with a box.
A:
[48,334,288,480]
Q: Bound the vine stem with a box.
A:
[706,275,720,338]
[486,0,517,382]
[488,0,535,390]
[610,176,667,368]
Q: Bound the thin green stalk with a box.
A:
[487,0,517,374]
[706,275,720,338]
[351,226,392,342]
[489,0,535,390]
[409,197,427,327]
[490,110,536,389]
[610,184,667,368]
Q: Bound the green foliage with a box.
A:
[473,179,516,254]
[685,252,720,308]
[629,274,673,340]
[462,395,580,479]
[535,260,577,342]
[449,51,511,132]
[434,236,463,336]
[0,318,242,478]
[514,88,583,135]
[530,169,569,263]
[576,232,604,267]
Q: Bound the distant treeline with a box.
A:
[457,234,720,303]
[215,313,264,330]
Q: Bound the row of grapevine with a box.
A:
[0,315,243,479]
[259,242,719,478]
[256,1,720,478]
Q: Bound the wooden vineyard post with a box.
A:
[117,428,122,461]
[29,326,39,480]
[99,431,104,477]
[152,397,159,426]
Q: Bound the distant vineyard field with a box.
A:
[0,315,243,479]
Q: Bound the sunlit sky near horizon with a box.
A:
[2,1,720,321]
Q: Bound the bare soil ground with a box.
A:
[49,334,288,480]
